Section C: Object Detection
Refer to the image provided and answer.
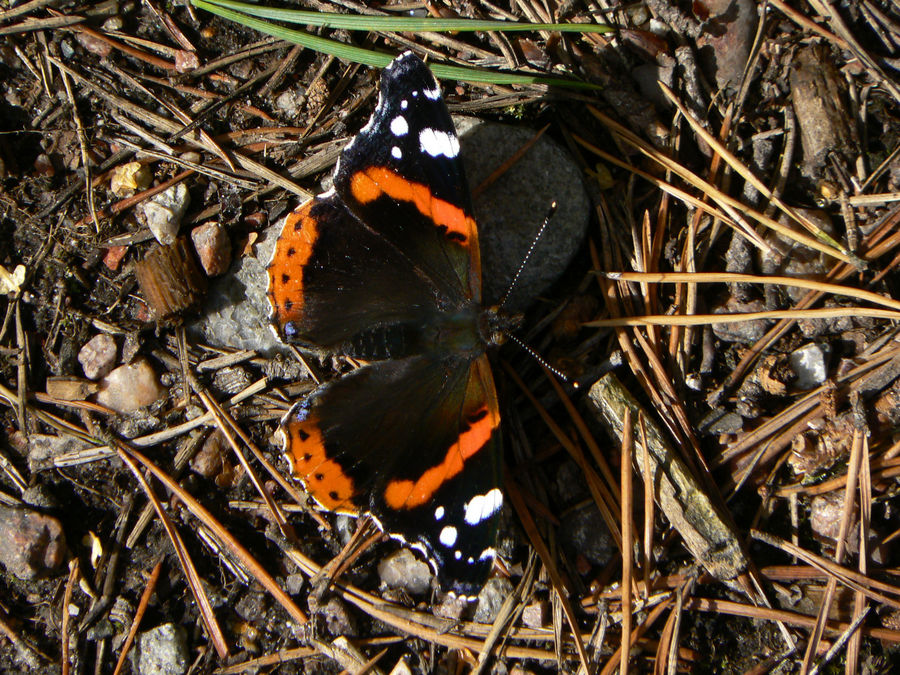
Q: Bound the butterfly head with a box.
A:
[481,305,523,347]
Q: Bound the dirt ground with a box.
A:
[2,0,900,673]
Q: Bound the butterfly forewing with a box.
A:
[334,52,482,303]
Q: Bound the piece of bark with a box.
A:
[45,376,99,401]
[134,236,207,321]
[790,44,860,180]
[587,373,748,583]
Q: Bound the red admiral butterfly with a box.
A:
[267,52,509,597]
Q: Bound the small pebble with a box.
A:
[521,601,549,629]
[34,153,54,176]
[711,296,771,344]
[110,161,152,195]
[95,359,166,413]
[377,549,433,596]
[138,183,190,245]
[275,86,306,118]
[75,31,112,58]
[474,576,514,623]
[60,39,75,60]
[284,573,305,595]
[759,210,833,303]
[559,505,615,567]
[22,485,61,511]
[789,343,831,389]
[809,493,858,552]
[27,434,92,472]
[316,597,357,637]
[132,623,189,675]
[190,430,229,480]
[233,591,268,622]
[113,409,162,439]
[78,333,118,380]
[244,210,267,229]
[433,592,468,621]
[191,222,232,277]
[0,504,67,580]
[101,16,124,31]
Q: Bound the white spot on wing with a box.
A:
[419,128,460,158]
[390,115,409,136]
[439,525,457,547]
[454,550,462,560]
[464,488,503,525]
[423,84,440,100]
[391,146,402,159]
[400,99,408,110]
[434,506,445,520]
[479,547,497,561]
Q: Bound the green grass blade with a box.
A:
[194,0,613,34]
[190,0,599,88]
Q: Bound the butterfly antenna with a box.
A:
[498,201,558,309]
[505,333,569,383]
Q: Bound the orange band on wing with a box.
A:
[284,415,358,512]
[267,200,319,326]
[383,406,498,510]
[349,167,475,246]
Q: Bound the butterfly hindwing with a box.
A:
[281,353,502,596]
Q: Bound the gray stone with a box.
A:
[456,118,590,311]
[474,576,514,623]
[189,224,281,353]
[711,296,772,344]
[316,597,357,637]
[559,505,615,567]
[132,623,189,675]
[28,433,92,472]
